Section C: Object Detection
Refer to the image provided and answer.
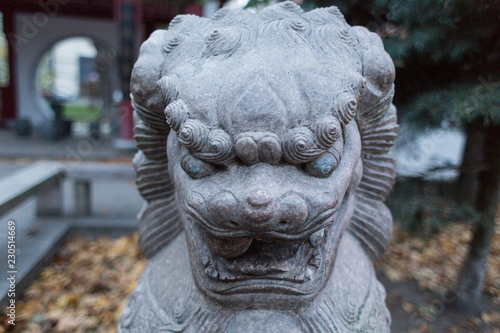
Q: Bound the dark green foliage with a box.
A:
[382,0,500,129]
[383,0,498,63]
[406,80,500,129]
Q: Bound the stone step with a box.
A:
[0,219,70,309]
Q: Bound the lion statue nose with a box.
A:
[209,190,308,232]
[247,190,273,207]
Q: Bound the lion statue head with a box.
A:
[123,2,396,329]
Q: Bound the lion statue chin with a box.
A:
[119,2,397,332]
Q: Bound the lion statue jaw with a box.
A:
[119,2,397,332]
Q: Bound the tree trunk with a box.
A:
[453,124,500,312]
[457,123,485,205]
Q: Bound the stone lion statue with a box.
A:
[119,2,397,332]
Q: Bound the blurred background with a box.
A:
[0,0,498,332]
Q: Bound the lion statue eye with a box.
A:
[181,154,217,179]
[305,151,341,178]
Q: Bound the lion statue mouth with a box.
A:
[184,188,354,300]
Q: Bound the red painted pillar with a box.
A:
[119,98,134,141]
[114,0,140,149]
[182,1,203,16]
[0,7,17,126]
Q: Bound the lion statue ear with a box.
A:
[349,26,398,261]
[131,29,182,258]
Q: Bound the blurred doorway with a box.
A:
[35,37,120,140]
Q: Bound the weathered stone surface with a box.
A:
[120,2,397,332]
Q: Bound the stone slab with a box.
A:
[0,218,70,308]
[0,161,64,218]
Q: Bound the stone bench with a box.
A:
[0,161,136,218]
[65,162,136,216]
[0,161,65,218]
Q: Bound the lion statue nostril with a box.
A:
[275,193,308,230]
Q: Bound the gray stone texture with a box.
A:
[120,2,397,332]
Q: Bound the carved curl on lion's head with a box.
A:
[131,1,397,306]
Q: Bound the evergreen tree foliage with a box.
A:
[407,80,500,129]
[380,0,500,129]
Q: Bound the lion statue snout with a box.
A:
[209,185,309,234]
